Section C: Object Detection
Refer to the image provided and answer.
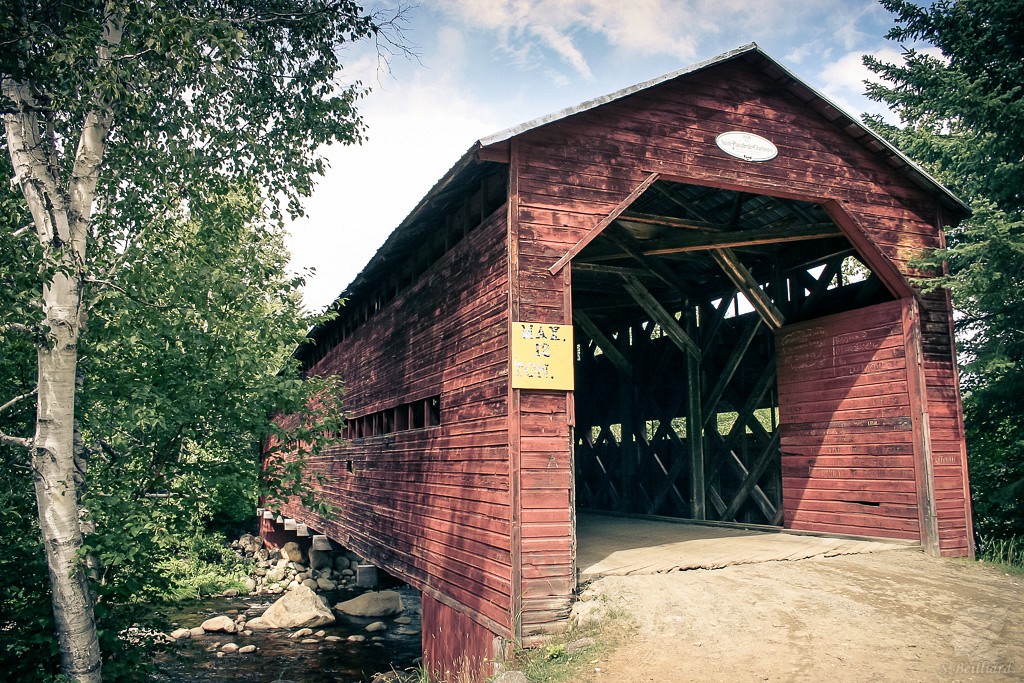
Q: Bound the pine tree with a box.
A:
[864,0,1024,542]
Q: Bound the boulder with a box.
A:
[221,642,240,653]
[365,621,387,633]
[265,566,287,583]
[189,626,206,637]
[239,644,257,654]
[289,628,313,639]
[570,599,607,630]
[302,578,318,590]
[280,541,304,563]
[334,591,404,618]
[333,556,350,571]
[201,616,236,633]
[251,584,336,629]
[169,628,191,640]
[308,547,332,571]
[317,578,337,591]
[493,673,530,683]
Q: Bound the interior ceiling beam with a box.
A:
[641,223,841,255]
[603,225,692,295]
[620,274,701,361]
[651,182,717,223]
[710,248,786,330]
[571,262,668,281]
[618,211,725,232]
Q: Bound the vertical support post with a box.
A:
[902,298,940,556]
[686,304,706,520]
[617,324,637,513]
[506,138,523,642]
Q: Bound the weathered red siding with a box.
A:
[277,208,514,638]
[422,594,499,683]
[776,301,922,540]
[505,58,971,571]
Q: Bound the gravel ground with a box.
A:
[578,549,1022,683]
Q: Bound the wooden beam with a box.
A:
[686,306,705,520]
[620,274,701,361]
[617,211,725,232]
[571,262,665,280]
[643,223,841,256]
[721,432,781,520]
[710,248,786,330]
[549,172,659,274]
[701,315,763,428]
[602,224,691,295]
[573,310,633,378]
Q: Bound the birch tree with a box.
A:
[0,2,386,679]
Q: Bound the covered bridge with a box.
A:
[261,44,974,677]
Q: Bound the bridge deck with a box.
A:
[577,512,915,579]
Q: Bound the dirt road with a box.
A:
[581,549,1022,682]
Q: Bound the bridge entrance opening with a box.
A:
[570,178,897,531]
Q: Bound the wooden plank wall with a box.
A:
[507,58,972,563]
[510,140,577,640]
[275,209,514,639]
[422,594,499,682]
[775,301,921,540]
[919,290,973,556]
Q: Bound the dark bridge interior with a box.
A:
[571,179,895,525]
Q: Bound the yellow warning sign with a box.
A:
[510,322,575,390]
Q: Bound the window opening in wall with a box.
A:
[345,395,441,439]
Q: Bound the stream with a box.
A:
[147,586,423,682]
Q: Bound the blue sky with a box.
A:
[287,0,928,312]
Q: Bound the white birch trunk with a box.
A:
[3,18,116,674]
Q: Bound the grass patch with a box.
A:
[154,532,255,600]
[977,535,1024,575]
[505,608,635,683]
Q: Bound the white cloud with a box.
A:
[529,24,593,79]
[816,46,944,121]
[285,1,916,310]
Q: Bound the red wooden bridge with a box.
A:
[260,44,974,681]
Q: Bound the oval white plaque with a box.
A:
[715,131,778,162]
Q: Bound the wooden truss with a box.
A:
[573,243,889,526]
